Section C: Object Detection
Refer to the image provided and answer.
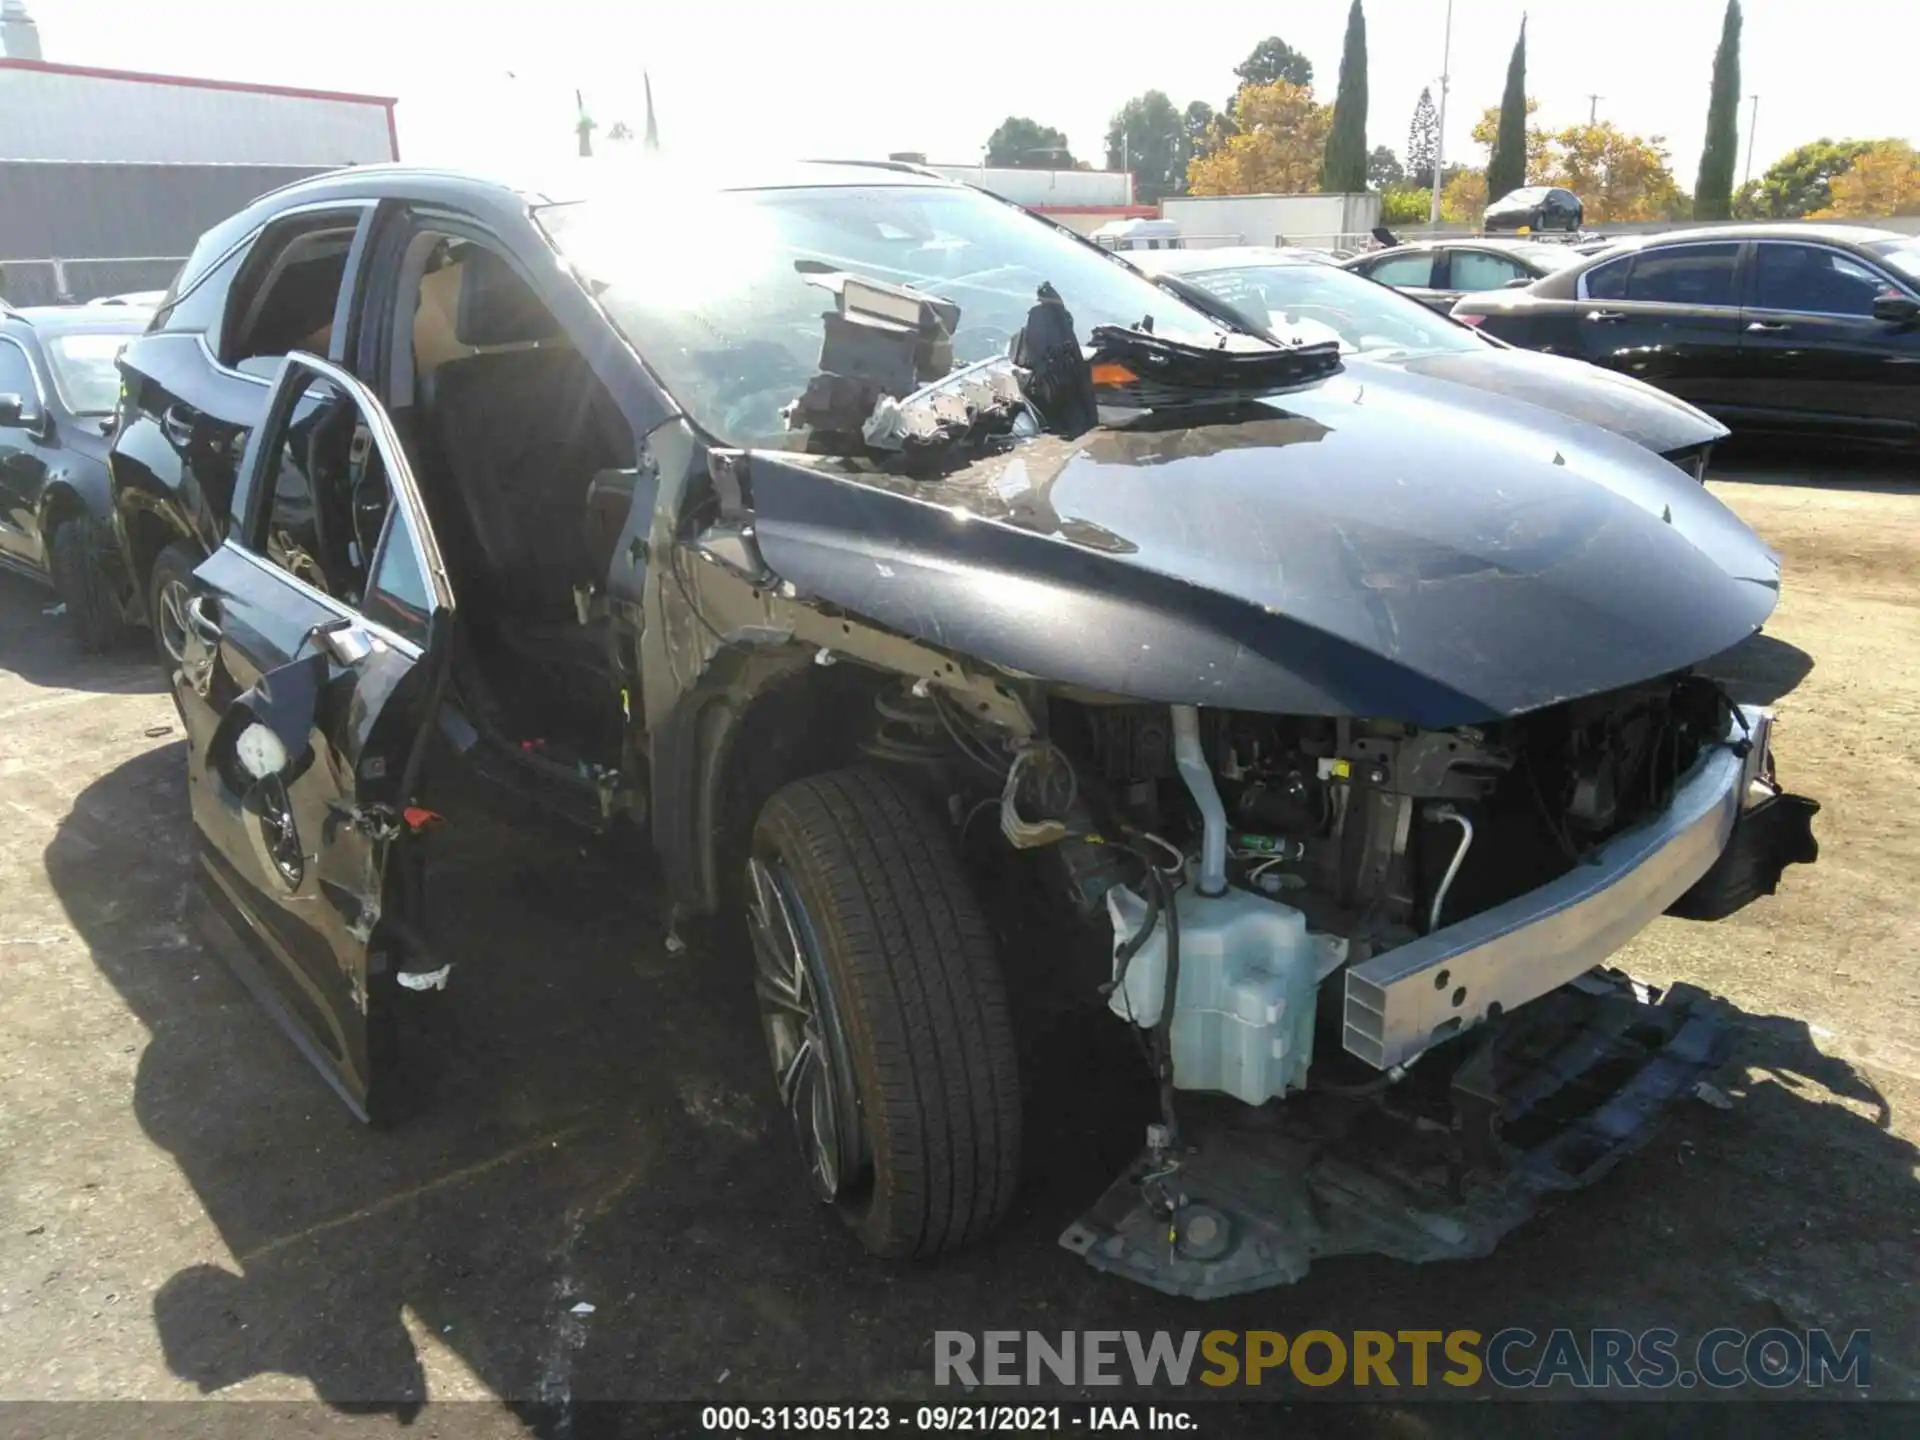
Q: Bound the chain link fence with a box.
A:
[0,256,184,307]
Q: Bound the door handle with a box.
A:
[315,620,377,667]
[1746,320,1792,334]
[1585,309,1627,323]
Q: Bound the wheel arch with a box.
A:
[651,650,895,926]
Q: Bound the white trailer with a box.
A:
[1159,193,1383,254]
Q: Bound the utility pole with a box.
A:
[1427,0,1454,229]
[1586,94,1603,125]
[1742,94,1761,187]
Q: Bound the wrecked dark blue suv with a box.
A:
[105,160,1817,1298]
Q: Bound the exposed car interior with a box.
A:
[226,224,355,375]
[383,233,638,778]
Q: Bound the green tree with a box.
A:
[1320,1,1369,192]
[1487,19,1529,203]
[985,116,1077,169]
[1694,0,1743,219]
[1736,138,1875,218]
[1106,90,1186,202]
[1235,36,1314,90]
[1368,145,1405,189]
[1407,86,1440,188]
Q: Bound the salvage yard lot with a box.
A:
[1,455,1916,1424]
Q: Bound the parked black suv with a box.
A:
[107,162,1816,1297]
[0,305,150,647]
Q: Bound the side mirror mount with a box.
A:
[1872,293,1920,327]
[0,391,44,431]
[1504,276,1535,288]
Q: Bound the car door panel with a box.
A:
[1736,241,1920,442]
[177,352,453,1121]
[1362,253,1447,312]
[1574,242,1747,413]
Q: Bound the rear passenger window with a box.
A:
[159,243,250,337]
[1625,244,1739,307]
[1366,254,1435,287]
[1451,250,1531,291]
[223,213,364,375]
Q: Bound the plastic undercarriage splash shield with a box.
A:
[1059,968,1728,1299]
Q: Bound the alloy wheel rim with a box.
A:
[745,854,864,1203]
[157,579,191,666]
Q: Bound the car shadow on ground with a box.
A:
[1700,630,1816,708]
[1710,443,1920,498]
[0,569,163,696]
[43,741,1918,1429]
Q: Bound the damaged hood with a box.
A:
[1384,346,1728,456]
[743,366,1779,726]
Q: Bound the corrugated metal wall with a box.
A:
[0,161,328,257]
[0,65,393,165]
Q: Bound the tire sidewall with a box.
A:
[48,514,119,652]
[748,811,895,1248]
[147,541,198,672]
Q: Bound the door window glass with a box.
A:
[1584,257,1631,300]
[1624,244,1739,306]
[1752,244,1894,317]
[364,506,432,648]
[0,340,36,402]
[1450,250,1530,291]
[224,215,361,375]
[1366,254,1436,287]
[248,379,388,605]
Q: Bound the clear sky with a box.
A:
[27,0,1920,188]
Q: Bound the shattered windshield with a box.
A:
[1176,263,1490,360]
[537,184,1224,449]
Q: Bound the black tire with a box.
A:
[47,513,124,653]
[749,767,1022,1259]
[146,540,201,673]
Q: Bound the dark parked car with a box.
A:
[1452,224,1920,449]
[0,305,151,647]
[1344,237,1584,313]
[1131,244,1726,476]
[108,163,1815,1298]
[1484,185,1584,233]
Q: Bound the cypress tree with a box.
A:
[1487,20,1530,204]
[1694,0,1743,219]
[1320,1,1369,192]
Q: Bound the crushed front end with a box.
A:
[1025,680,1817,1298]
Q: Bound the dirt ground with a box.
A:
[0,453,1915,1434]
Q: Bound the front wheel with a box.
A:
[747,767,1022,1259]
[146,540,201,674]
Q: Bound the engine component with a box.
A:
[1077,703,1177,783]
[1105,883,1346,1105]
[1426,805,1475,933]
[1171,705,1227,896]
